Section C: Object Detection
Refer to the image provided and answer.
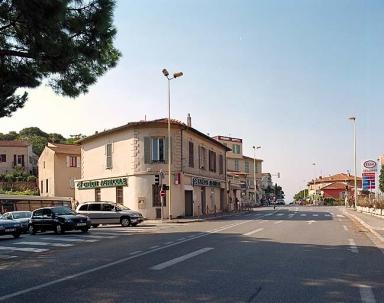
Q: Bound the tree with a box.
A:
[19,127,48,138]
[0,0,121,117]
[294,189,308,201]
[48,133,66,143]
[379,166,384,193]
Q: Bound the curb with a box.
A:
[343,210,384,244]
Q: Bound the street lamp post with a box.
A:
[312,162,316,204]
[253,146,261,204]
[162,68,183,220]
[349,116,357,209]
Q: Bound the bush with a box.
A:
[323,198,336,206]
[26,175,37,182]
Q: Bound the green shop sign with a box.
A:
[77,177,128,190]
[192,177,220,187]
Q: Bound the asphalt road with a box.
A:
[0,206,383,303]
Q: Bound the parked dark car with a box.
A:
[2,211,32,233]
[28,207,91,235]
[0,215,22,238]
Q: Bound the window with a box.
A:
[43,161,45,168]
[68,156,77,167]
[116,186,123,204]
[0,154,6,162]
[245,161,249,173]
[78,205,88,211]
[95,188,101,202]
[42,209,52,218]
[199,146,206,169]
[40,180,43,193]
[219,155,224,175]
[152,184,166,207]
[232,144,241,154]
[103,203,115,211]
[106,143,112,169]
[209,150,216,172]
[46,179,49,193]
[151,137,165,162]
[189,141,194,168]
[17,155,25,166]
[235,160,239,171]
[88,203,101,211]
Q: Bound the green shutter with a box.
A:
[144,137,151,164]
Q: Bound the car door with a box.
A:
[102,203,117,224]
[32,209,44,229]
[87,203,103,224]
[42,209,54,230]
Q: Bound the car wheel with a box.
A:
[81,227,89,233]
[28,225,36,235]
[120,217,131,227]
[12,232,21,238]
[54,224,65,234]
[91,224,99,228]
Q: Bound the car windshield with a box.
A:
[52,207,76,216]
[13,212,31,219]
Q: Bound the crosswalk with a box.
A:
[0,224,165,262]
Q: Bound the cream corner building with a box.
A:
[38,143,81,198]
[75,118,229,219]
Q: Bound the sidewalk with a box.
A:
[145,210,252,225]
[343,207,384,243]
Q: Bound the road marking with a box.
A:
[243,228,264,236]
[40,237,97,243]
[14,241,73,247]
[89,232,122,236]
[79,235,116,239]
[0,255,17,260]
[288,214,295,218]
[0,246,48,253]
[337,214,345,218]
[324,214,331,217]
[129,250,142,255]
[274,221,283,224]
[312,214,318,217]
[177,238,186,241]
[276,213,284,216]
[349,239,358,253]
[165,241,174,245]
[150,248,214,270]
[306,220,316,225]
[0,219,254,301]
[359,284,376,303]
[300,214,306,217]
[343,225,349,231]
[149,245,159,249]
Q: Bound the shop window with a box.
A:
[95,188,101,202]
[116,186,123,204]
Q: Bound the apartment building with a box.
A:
[38,143,81,198]
[0,140,37,175]
[213,136,263,209]
[75,117,229,219]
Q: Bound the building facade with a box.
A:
[212,136,263,209]
[38,143,81,198]
[0,140,37,175]
[75,118,229,219]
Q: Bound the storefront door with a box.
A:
[201,187,206,214]
[184,191,193,217]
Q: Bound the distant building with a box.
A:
[0,140,37,175]
[38,143,81,198]
[75,117,229,219]
[212,136,263,209]
[307,173,362,200]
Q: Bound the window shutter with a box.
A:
[76,157,80,168]
[66,156,70,167]
[144,137,151,164]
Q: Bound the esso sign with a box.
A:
[363,160,376,169]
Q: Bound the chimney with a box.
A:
[187,113,192,127]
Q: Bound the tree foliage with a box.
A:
[0,0,121,117]
[379,166,384,193]
[294,189,308,201]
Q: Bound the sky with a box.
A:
[1,0,383,199]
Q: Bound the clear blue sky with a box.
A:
[1,0,383,199]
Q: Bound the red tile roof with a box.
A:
[47,143,80,155]
[0,140,29,147]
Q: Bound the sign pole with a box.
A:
[160,170,164,222]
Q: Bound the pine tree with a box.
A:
[0,0,121,117]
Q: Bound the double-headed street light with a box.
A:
[348,116,357,209]
[162,68,183,220]
[253,146,261,203]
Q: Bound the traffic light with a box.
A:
[162,184,170,191]
[155,174,160,185]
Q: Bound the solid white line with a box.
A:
[150,245,159,249]
[288,214,295,218]
[0,246,48,253]
[0,255,17,260]
[243,228,264,236]
[40,237,97,243]
[165,241,174,245]
[274,221,283,224]
[129,250,142,255]
[276,213,284,216]
[0,219,254,301]
[343,225,349,231]
[359,284,376,303]
[14,241,73,247]
[150,248,214,270]
[349,238,359,253]
[79,235,116,239]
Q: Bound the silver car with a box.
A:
[76,202,144,228]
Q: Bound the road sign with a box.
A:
[362,172,376,190]
[160,190,166,197]
[362,160,378,173]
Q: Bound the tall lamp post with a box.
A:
[312,162,316,204]
[253,146,261,204]
[349,116,357,209]
[162,68,183,220]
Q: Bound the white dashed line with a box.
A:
[0,246,48,253]
[300,214,307,217]
[243,228,264,236]
[40,237,97,243]
[312,214,318,217]
[359,284,376,303]
[14,241,73,247]
[274,221,283,224]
